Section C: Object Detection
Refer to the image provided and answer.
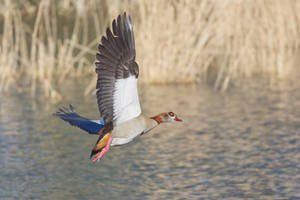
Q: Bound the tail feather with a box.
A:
[54,104,104,135]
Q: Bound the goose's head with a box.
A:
[152,112,182,124]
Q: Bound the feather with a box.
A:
[95,12,140,133]
[54,105,104,135]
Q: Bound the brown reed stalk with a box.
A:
[1,0,300,99]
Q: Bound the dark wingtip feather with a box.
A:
[123,12,127,22]
[112,19,117,35]
[128,15,132,24]
[117,14,122,24]
[69,104,74,111]
[123,12,127,21]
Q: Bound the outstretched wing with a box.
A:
[95,12,141,132]
[54,105,105,135]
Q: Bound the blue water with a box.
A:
[0,82,299,199]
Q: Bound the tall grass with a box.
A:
[128,0,300,90]
[0,0,108,100]
[1,0,300,99]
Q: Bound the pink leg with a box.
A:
[93,136,113,162]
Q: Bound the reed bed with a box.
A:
[1,0,300,99]
[128,0,300,90]
[0,0,108,100]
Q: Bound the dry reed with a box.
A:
[125,0,300,90]
[1,0,300,99]
[0,0,107,100]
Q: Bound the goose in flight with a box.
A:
[54,13,182,162]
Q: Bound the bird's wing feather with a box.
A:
[54,105,104,135]
[113,75,141,125]
[96,12,140,131]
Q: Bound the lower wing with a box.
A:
[54,105,105,135]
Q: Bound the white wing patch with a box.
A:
[91,120,105,125]
[113,75,141,125]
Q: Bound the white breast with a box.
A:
[110,115,146,146]
[111,138,135,146]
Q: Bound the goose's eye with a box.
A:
[168,112,174,117]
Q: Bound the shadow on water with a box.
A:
[0,80,300,199]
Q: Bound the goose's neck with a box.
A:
[141,115,160,134]
[150,115,163,124]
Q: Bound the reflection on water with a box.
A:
[0,81,300,199]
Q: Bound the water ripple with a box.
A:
[1,83,300,199]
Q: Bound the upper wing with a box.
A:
[95,12,141,129]
[54,105,105,135]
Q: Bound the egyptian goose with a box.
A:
[54,13,182,162]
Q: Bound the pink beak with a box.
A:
[175,116,183,122]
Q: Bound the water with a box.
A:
[0,81,300,199]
